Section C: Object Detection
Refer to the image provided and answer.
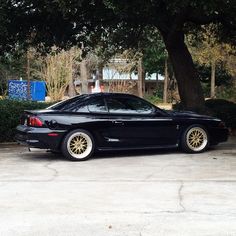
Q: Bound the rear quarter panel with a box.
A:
[38,112,111,148]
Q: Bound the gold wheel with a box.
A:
[186,127,208,152]
[69,135,88,155]
[66,131,93,159]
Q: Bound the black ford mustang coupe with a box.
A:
[16,93,228,161]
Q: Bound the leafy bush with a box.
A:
[173,99,236,129]
[0,99,54,142]
[145,95,163,104]
[216,86,236,102]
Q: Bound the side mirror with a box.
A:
[154,109,163,117]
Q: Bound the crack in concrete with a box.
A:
[178,181,185,212]
[43,162,59,182]
[144,173,154,180]
[88,209,236,218]
[1,179,236,183]
[156,210,236,217]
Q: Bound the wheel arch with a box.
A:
[61,128,95,161]
[58,125,98,150]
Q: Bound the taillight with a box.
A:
[27,116,43,127]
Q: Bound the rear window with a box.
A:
[47,95,89,111]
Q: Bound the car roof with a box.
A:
[87,92,138,98]
[47,93,138,110]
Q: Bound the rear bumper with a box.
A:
[15,125,66,150]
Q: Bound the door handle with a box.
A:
[112,120,124,125]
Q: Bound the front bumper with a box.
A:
[15,125,66,150]
[208,127,229,145]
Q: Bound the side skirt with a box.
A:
[97,144,178,151]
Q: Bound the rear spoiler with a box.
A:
[24,109,63,115]
[24,110,44,115]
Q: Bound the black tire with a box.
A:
[61,129,95,161]
[181,125,209,153]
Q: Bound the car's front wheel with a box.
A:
[181,125,209,153]
[61,129,95,161]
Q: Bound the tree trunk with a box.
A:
[163,57,168,103]
[68,52,76,97]
[68,79,76,97]
[156,73,159,88]
[137,58,144,97]
[161,31,205,112]
[26,50,31,100]
[211,59,216,98]
[80,59,88,94]
[142,68,145,96]
[97,65,103,80]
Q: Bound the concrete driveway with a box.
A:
[0,138,236,236]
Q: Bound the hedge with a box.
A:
[0,99,54,142]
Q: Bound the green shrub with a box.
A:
[0,99,54,142]
[145,95,163,105]
[173,99,236,129]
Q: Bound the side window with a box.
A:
[125,98,153,114]
[106,96,153,114]
[106,98,128,113]
[62,101,89,112]
[87,97,108,113]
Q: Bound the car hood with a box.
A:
[165,110,220,120]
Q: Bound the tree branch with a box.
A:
[186,12,221,25]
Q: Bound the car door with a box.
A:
[85,96,114,148]
[104,94,179,148]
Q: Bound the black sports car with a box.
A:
[16,93,228,161]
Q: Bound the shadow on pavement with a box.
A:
[19,147,183,162]
[4,136,236,162]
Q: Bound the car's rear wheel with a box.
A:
[61,129,95,161]
[181,125,209,153]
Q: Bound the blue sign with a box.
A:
[8,80,28,100]
[8,80,46,101]
[31,81,46,101]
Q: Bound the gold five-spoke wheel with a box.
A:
[186,127,208,152]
